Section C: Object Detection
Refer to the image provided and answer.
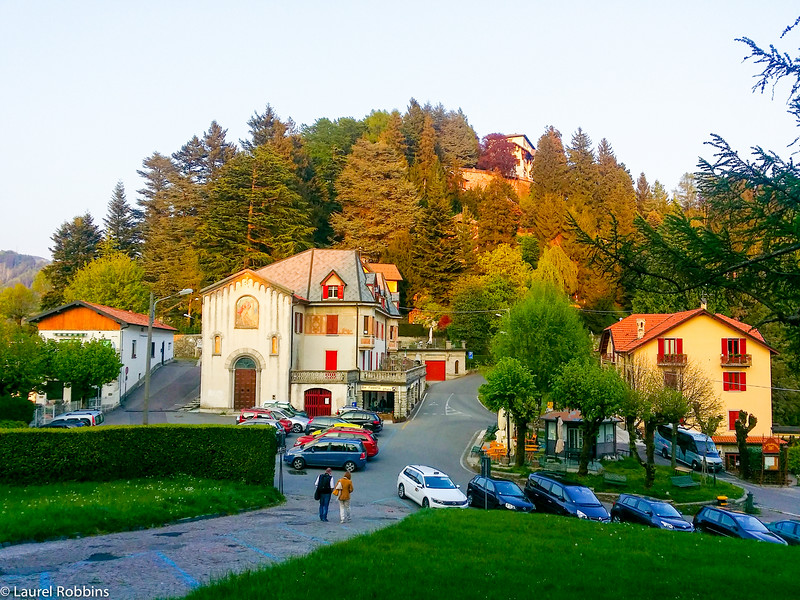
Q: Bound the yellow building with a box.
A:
[599,308,775,437]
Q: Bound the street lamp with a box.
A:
[142,288,193,425]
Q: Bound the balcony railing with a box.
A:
[290,370,359,384]
[359,335,375,349]
[721,354,752,367]
[388,340,398,351]
[657,353,687,367]
[361,365,427,384]
[291,365,427,386]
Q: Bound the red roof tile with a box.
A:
[711,436,787,445]
[84,302,176,331]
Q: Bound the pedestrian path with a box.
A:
[0,494,413,600]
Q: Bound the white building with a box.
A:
[29,301,177,408]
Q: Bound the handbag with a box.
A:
[314,488,321,501]
[332,481,342,496]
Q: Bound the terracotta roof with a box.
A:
[604,309,774,354]
[368,263,403,281]
[29,301,176,331]
[711,436,788,445]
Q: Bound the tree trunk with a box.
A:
[670,421,678,469]
[514,418,528,467]
[626,415,644,466]
[579,422,599,476]
[644,421,657,488]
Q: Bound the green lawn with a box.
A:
[175,509,799,600]
[0,476,282,545]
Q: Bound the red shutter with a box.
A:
[676,338,683,354]
[325,350,338,371]
[723,372,730,391]
[322,285,329,300]
[740,372,747,391]
[337,285,344,299]
[729,410,739,431]
[740,338,746,355]
[721,338,728,356]
[326,315,338,335]
[657,338,664,357]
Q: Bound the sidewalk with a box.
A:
[0,494,413,600]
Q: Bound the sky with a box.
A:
[1,1,798,259]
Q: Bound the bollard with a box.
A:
[716,495,728,506]
[744,491,755,513]
[480,454,491,478]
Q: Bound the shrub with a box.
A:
[0,420,28,429]
[0,425,277,486]
[788,445,800,476]
[0,395,36,423]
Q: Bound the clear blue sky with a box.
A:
[1,1,798,259]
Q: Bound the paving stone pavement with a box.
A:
[0,494,413,600]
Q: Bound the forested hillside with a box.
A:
[0,251,47,287]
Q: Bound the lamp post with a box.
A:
[143,288,193,425]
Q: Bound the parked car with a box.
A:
[766,520,800,545]
[610,494,694,531]
[466,475,535,512]
[337,409,383,433]
[39,420,86,428]
[263,402,308,418]
[305,415,364,434]
[294,428,378,458]
[48,415,92,427]
[524,473,610,522]
[284,438,367,472]
[235,408,292,433]
[65,409,105,426]
[397,465,468,509]
[262,407,309,433]
[237,418,288,440]
[693,506,787,544]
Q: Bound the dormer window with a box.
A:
[325,285,340,299]
[321,271,345,300]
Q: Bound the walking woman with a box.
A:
[333,471,354,523]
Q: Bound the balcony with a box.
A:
[721,354,752,367]
[290,370,359,385]
[388,340,398,351]
[657,353,687,367]
[359,335,375,349]
[361,365,427,385]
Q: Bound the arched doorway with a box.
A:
[233,356,257,410]
[304,388,332,417]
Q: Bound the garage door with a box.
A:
[425,360,446,381]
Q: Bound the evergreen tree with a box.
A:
[242,104,296,155]
[433,107,479,168]
[331,139,420,257]
[41,214,102,309]
[198,146,315,281]
[401,98,426,165]
[531,244,578,295]
[635,172,653,214]
[103,182,141,258]
[522,127,569,243]
[203,121,237,181]
[477,178,521,251]
[566,127,596,210]
[136,152,178,219]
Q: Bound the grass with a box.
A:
[0,475,283,545]
[174,509,799,600]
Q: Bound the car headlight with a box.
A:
[659,520,674,529]
[504,502,515,510]
[576,509,588,519]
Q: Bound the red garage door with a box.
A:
[425,360,446,381]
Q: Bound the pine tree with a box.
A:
[477,178,521,251]
[41,214,102,309]
[566,128,596,210]
[635,173,653,214]
[401,98,426,165]
[522,127,569,241]
[103,182,141,258]
[331,139,420,257]
[203,121,237,180]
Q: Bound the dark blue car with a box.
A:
[284,437,367,472]
[611,494,694,531]
[693,506,787,544]
[467,476,535,512]
[524,473,610,522]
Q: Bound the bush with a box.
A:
[0,395,36,423]
[0,425,277,486]
[0,420,28,429]
[788,445,800,476]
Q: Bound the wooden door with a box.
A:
[304,388,332,417]
[233,358,257,410]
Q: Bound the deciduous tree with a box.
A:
[63,252,149,313]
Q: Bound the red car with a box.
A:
[294,427,378,458]
[236,407,292,433]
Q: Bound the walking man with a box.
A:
[333,471,354,523]
[314,468,334,522]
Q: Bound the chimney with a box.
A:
[700,297,708,310]
[636,318,646,339]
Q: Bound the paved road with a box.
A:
[0,375,491,600]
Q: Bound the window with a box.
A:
[131,340,137,359]
[325,350,338,371]
[664,371,680,390]
[294,313,304,333]
[271,335,279,355]
[363,315,370,335]
[728,410,740,431]
[322,280,344,300]
[723,371,746,391]
[151,341,155,358]
[326,315,338,335]
[722,338,746,356]
[213,335,221,355]
[657,337,683,360]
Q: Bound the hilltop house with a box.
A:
[199,249,426,419]
[28,301,177,408]
[599,308,776,437]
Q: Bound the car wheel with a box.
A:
[422,497,430,509]
[291,458,305,470]
[292,423,303,433]
[467,492,474,507]
[661,448,669,459]
[692,460,699,471]
[612,514,621,523]
[398,483,405,499]
[344,461,357,472]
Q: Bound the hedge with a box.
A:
[789,445,800,476]
[0,425,277,486]
[0,395,36,423]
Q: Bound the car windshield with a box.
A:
[735,514,769,532]
[695,440,718,455]
[652,502,682,518]
[565,486,601,505]
[425,475,456,489]
[494,481,524,497]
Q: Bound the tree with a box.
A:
[531,244,578,295]
[47,338,122,403]
[0,284,39,325]
[550,358,628,476]
[492,282,593,412]
[673,172,699,212]
[331,139,420,257]
[476,133,517,178]
[479,357,538,467]
[63,252,149,313]
[103,182,142,258]
[734,410,758,479]
[0,322,47,397]
[446,277,499,356]
[477,178,521,251]
[41,214,102,309]
[573,23,800,331]
[641,387,689,487]
[434,107,479,168]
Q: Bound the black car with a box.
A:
[693,506,787,544]
[467,476,535,512]
[304,415,355,434]
[337,409,383,433]
[766,520,800,545]
[611,494,694,531]
[524,472,610,522]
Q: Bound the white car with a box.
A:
[397,465,468,509]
